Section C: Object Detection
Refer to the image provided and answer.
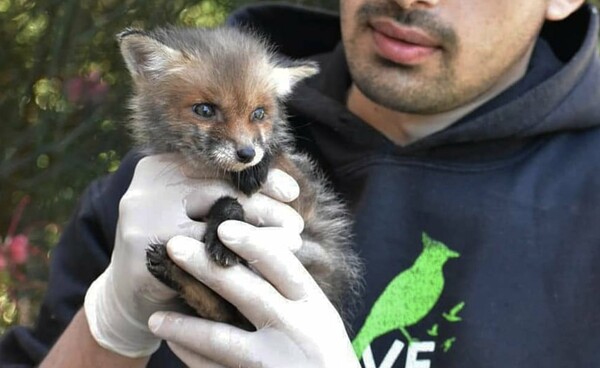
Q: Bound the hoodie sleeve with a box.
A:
[0,152,142,367]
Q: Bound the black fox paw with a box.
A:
[206,237,241,267]
[146,243,181,291]
[204,196,245,267]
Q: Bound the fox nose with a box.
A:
[236,147,256,163]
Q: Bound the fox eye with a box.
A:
[251,107,265,121]
[192,103,216,119]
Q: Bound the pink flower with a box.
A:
[65,78,83,104]
[65,70,109,105]
[0,254,6,271]
[9,235,29,264]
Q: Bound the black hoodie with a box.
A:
[2,4,600,368]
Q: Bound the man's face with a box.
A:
[341,0,550,114]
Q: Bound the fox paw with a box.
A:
[203,196,245,267]
[146,242,182,291]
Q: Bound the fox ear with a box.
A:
[117,28,182,81]
[272,61,319,97]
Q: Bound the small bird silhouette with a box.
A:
[443,301,465,322]
[427,323,439,337]
[352,233,460,357]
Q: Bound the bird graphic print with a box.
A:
[352,233,460,358]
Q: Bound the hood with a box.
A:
[229,4,600,153]
[228,3,341,58]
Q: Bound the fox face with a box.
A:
[148,61,281,172]
[118,27,318,172]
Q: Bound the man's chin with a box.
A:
[352,69,459,114]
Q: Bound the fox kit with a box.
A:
[118,26,362,328]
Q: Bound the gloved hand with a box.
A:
[147,221,361,368]
[84,154,301,358]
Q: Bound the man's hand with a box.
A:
[147,221,360,368]
[84,154,301,358]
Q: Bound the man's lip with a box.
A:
[368,18,441,65]
[369,18,440,48]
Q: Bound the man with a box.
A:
[1,0,596,366]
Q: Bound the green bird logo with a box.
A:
[352,233,460,357]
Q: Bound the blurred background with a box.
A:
[0,0,598,334]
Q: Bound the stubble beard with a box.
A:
[346,48,463,114]
[344,2,467,114]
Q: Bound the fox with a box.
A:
[117,26,363,329]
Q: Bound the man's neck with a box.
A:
[346,45,536,146]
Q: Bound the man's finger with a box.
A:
[260,169,300,203]
[165,236,285,326]
[183,181,303,232]
[184,180,239,219]
[150,221,206,245]
[149,312,254,368]
[218,221,320,301]
[240,193,304,233]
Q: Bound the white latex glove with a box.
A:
[84,154,301,358]
[147,221,360,368]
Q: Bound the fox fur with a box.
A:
[117,26,363,328]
